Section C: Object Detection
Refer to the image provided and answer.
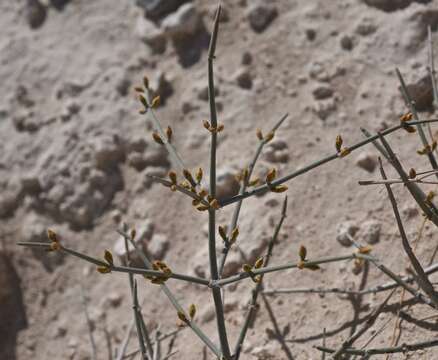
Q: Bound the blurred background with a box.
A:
[2,0,438,359]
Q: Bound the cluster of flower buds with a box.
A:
[177,303,196,327]
[352,245,372,275]
[235,167,259,187]
[46,229,61,252]
[417,140,437,155]
[256,128,275,143]
[135,76,160,115]
[297,245,320,271]
[265,168,288,193]
[335,135,350,158]
[97,250,114,274]
[203,120,224,133]
[218,225,239,247]
[242,257,264,283]
[400,112,416,133]
[144,260,172,284]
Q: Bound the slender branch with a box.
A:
[218,113,289,277]
[206,5,231,360]
[116,319,135,360]
[213,254,356,288]
[396,68,438,178]
[331,290,395,359]
[379,157,438,307]
[219,119,438,207]
[132,280,148,360]
[233,196,288,360]
[428,26,438,108]
[316,338,438,356]
[79,285,98,360]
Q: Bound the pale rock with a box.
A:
[149,70,174,105]
[361,220,381,244]
[206,166,240,202]
[355,17,377,36]
[312,98,337,120]
[336,221,359,247]
[234,68,253,90]
[162,3,201,39]
[27,0,47,29]
[137,0,190,21]
[146,233,169,259]
[93,133,125,170]
[247,3,278,33]
[135,15,166,53]
[355,152,377,172]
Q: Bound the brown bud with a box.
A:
[168,171,177,184]
[299,245,307,261]
[170,185,177,192]
[134,87,144,93]
[426,191,436,203]
[335,135,343,152]
[196,204,209,211]
[198,188,208,198]
[304,263,321,271]
[248,177,260,187]
[216,123,224,132]
[138,94,148,107]
[139,109,147,115]
[203,120,211,131]
[256,128,263,140]
[49,241,60,252]
[357,245,372,254]
[192,199,200,206]
[143,76,149,89]
[210,199,220,210]
[432,140,437,151]
[266,168,277,184]
[130,229,136,240]
[104,250,114,265]
[152,132,164,145]
[409,168,416,179]
[166,126,172,142]
[183,169,194,184]
[400,112,413,122]
[218,226,227,241]
[47,229,58,243]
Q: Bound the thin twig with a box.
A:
[219,119,438,207]
[233,196,288,360]
[79,284,98,360]
[132,280,148,360]
[218,113,289,277]
[206,5,231,360]
[379,157,438,307]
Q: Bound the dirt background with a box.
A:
[2,0,438,359]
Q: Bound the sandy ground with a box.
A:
[2,0,438,359]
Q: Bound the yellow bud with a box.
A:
[49,241,60,251]
[130,229,136,240]
[170,185,177,192]
[230,227,239,244]
[189,304,196,319]
[242,264,252,273]
[339,147,350,157]
[299,245,307,261]
[151,95,160,108]
[270,185,288,193]
[97,266,111,274]
[264,131,275,143]
[104,250,114,265]
[358,246,372,254]
[166,126,172,142]
[256,128,263,140]
[297,260,305,270]
[400,112,413,122]
[426,191,436,202]
[196,168,203,183]
[254,257,264,269]
[177,311,188,323]
[152,132,164,145]
[248,177,260,187]
[266,168,277,183]
[196,204,210,211]
[335,135,343,152]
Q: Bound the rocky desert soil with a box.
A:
[2,0,438,359]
